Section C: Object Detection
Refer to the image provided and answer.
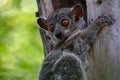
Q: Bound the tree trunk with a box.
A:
[86,0,120,80]
[36,0,120,80]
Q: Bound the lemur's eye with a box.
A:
[61,19,69,26]
[49,24,54,32]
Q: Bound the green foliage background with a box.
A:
[0,0,44,80]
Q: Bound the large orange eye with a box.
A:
[61,19,69,26]
[49,24,54,32]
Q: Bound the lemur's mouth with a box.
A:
[55,29,82,49]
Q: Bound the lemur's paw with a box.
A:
[97,14,115,26]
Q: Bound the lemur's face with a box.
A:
[37,4,84,45]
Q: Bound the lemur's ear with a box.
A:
[72,4,84,22]
[37,18,48,30]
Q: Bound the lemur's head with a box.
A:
[37,4,85,45]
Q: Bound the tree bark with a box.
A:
[36,0,54,56]
[36,0,120,80]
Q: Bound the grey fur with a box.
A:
[37,4,115,80]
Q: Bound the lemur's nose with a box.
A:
[55,31,62,39]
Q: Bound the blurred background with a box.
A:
[0,0,44,80]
